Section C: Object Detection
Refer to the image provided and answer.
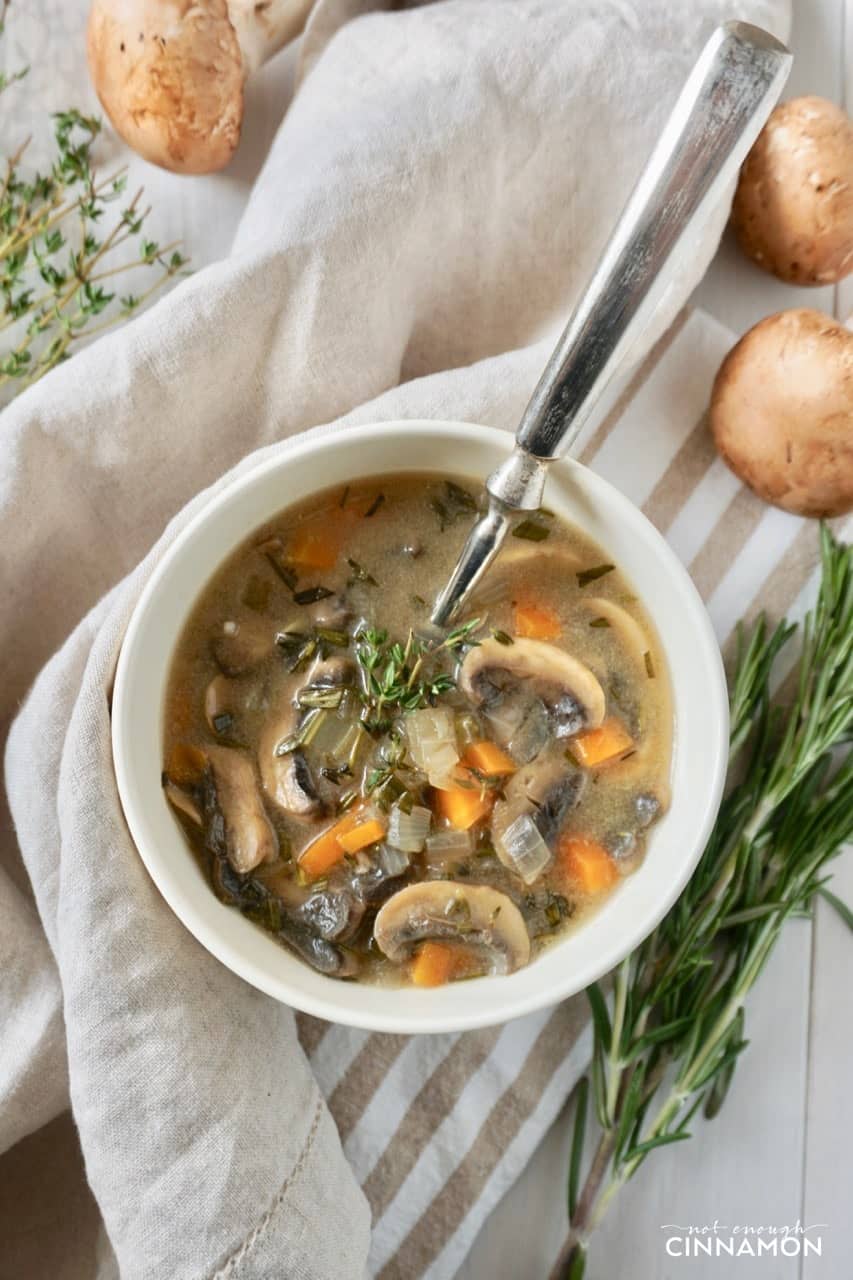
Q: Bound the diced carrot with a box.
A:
[411,941,458,988]
[299,807,365,878]
[559,836,619,895]
[513,601,562,641]
[337,818,386,855]
[165,742,207,786]
[462,740,517,777]
[572,718,634,767]
[433,768,493,830]
[287,525,340,571]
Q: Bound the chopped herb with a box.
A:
[577,563,615,587]
[241,575,272,613]
[274,709,327,756]
[512,519,550,542]
[297,685,347,710]
[347,557,378,586]
[293,585,335,606]
[315,627,350,648]
[257,538,299,589]
[337,789,360,813]
[353,620,480,726]
[430,480,478,530]
[276,632,317,673]
[444,617,483,650]
[445,480,477,512]
[339,485,350,508]
[430,497,450,530]
[620,749,637,761]
[589,617,611,629]
[212,712,234,735]
[412,594,427,607]
[320,763,353,785]
[365,492,385,518]
[565,749,581,768]
[544,894,571,928]
[644,650,656,678]
[492,629,514,646]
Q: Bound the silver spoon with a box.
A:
[431,21,791,627]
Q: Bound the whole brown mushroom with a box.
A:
[709,308,853,518]
[87,0,315,175]
[731,96,853,285]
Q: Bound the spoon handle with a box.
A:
[432,21,790,626]
[488,21,791,509]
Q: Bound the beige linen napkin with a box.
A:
[0,2,799,1278]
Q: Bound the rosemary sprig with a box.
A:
[552,526,853,1280]
[0,8,188,400]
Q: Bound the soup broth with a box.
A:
[163,473,672,986]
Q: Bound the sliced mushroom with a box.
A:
[278,916,360,978]
[205,745,278,874]
[491,748,587,879]
[374,881,530,975]
[297,888,365,942]
[260,703,321,818]
[163,778,203,827]
[259,655,356,817]
[579,598,651,670]
[459,637,605,747]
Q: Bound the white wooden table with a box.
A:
[1,4,849,1277]
[461,3,853,1276]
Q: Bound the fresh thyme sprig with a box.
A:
[0,7,189,400]
[354,618,481,729]
[551,526,853,1280]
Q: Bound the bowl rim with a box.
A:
[112,419,729,1033]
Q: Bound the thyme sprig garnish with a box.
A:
[0,9,189,399]
[551,526,853,1280]
[354,617,481,729]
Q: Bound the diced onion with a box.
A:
[388,804,432,853]
[424,828,473,865]
[377,843,410,878]
[496,814,552,884]
[405,708,459,781]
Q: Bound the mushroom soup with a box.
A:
[163,473,672,986]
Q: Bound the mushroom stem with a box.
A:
[227,0,313,73]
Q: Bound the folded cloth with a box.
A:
[0,1,797,1277]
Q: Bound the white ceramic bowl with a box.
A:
[112,421,728,1034]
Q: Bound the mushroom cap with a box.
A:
[87,0,246,175]
[373,881,531,974]
[731,96,853,285]
[710,308,853,518]
[459,636,606,730]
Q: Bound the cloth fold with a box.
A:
[1,1,794,1277]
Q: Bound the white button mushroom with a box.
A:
[731,96,853,286]
[459,636,606,740]
[710,309,853,518]
[373,882,531,976]
[87,0,315,174]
